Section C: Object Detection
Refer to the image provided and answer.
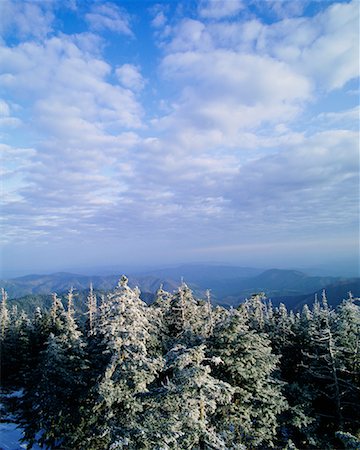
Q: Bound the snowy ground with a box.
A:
[0,422,27,450]
[0,390,40,450]
[0,422,41,450]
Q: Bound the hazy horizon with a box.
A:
[1,0,359,278]
[1,256,358,280]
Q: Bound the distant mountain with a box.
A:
[236,268,346,296]
[278,279,360,310]
[0,265,262,299]
[143,264,263,284]
[1,265,359,312]
[0,272,179,300]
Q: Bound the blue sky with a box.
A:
[0,0,359,277]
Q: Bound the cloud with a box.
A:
[0,0,358,271]
[158,49,310,149]
[256,0,309,19]
[185,1,358,92]
[229,130,359,231]
[151,11,167,28]
[85,2,133,36]
[116,64,145,92]
[164,19,212,53]
[255,0,359,91]
[198,0,244,19]
[0,30,145,244]
[314,106,359,131]
[0,35,144,131]
[0,0,54,40]
[0,99,21,128]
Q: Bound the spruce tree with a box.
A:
[75,276,163,450]
[137,344,234,450]
[299,291,359,446]
[161,282,209,350]
[20,292,88,449]
[209,308,287,448]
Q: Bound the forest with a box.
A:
[0,276,359,450]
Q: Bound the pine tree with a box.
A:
[0,287,9,339]
[209,308,287,448]
[87,283,97,335]
[299,291,359,446]
[238,292,267,331]
[0,302,31,388]
[137,344,234,450]
[333,294,360,437]
[75,276,163,449]
[20,292,88,449]
[161,282,209,349]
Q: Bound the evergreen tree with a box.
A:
[87,283,97,335]
[299,291,360,446]
[161,282,209,349]
[333,294,360,437]
[0,287,9,339]
[0,302,31,388]
[74,276,163,449]
[209,308,287,448]
[20,292,88,449]
[137,345,234,450]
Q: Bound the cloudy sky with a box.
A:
[0,0,359,277]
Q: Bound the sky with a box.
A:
[0,0,359,277]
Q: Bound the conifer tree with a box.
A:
[75,276,163,449]
[0,301,31,388]
[0,287,9,339]
[209,308,287,448]
[333,295,360,437]
[300,291,359,445]
[161,282,209,349]
[20,292,88,449]
[137,345,234,450]
[87,283,97,335]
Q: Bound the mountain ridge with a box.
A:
[1,265,359,311]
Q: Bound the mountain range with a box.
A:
[1,265,359,312]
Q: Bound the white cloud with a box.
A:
[229,130,359,230]
[159,49,311,145]
[85,3,133,36]
[0,99,21,128]
[0,0,54,40]
[314,106,360,131]
[198,0,244,19]
[257,0,308,19]
[0,36,143,131]
[185,1,358,92]
[116,64,145,92]
[0,31,145,243]
[255,0,359,91]
[151,11,167,28]
[164,19,213,53]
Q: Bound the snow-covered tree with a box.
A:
[297,291,360,445]
[75,276,163,449]
[161,282,209,349]
[0,287,9,339]
[87,283,97,335]
[0,305,31,387]
[209,308,287,448]
[20,291,88,449]
[137,344,234,450]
